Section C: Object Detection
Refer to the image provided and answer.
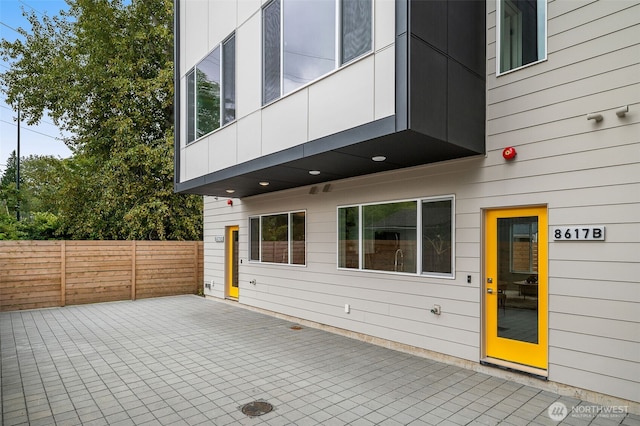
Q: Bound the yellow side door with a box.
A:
[485,206,548,370]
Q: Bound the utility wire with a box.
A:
[0,119,62,140]
[0,105,60,128]
[0,21,19,32]
[18,0,44,16]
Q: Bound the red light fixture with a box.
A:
[502,147,517,160]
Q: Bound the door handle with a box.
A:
[487,288,493,294]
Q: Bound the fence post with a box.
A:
[194,242,199,293]
[60,241,66,307]
[131,241,137,301]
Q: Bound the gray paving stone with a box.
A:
[1,296,637,426]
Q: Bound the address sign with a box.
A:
[552,226,605,241]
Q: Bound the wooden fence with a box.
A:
[0,241,204,312]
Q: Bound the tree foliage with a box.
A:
[0,0,202,240]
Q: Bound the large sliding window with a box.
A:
[249,211,306,265]
[338,197,454,277]
[497,0,546,74]
[186,34,236,144]
[262,0,372,105]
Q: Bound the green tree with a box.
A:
[0,0,202,240]
[0,150,25,220]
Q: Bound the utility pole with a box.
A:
[16,103,21,221]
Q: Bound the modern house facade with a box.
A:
[174,0,640,406]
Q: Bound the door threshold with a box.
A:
[481,357,548,380]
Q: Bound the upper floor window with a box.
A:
[497,0,546,75]
[262,0,372,105]
[187,34,236,143]
[338,196,454,277]
[250,211,306,265]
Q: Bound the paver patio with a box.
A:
[1,295,637,425]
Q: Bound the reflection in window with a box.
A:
[422,199,453,275]
[338,197,454,277]
[262,0,372,104]
[262,0,281,104]
[250,217,260,261]
[291,212,306,265]
[363,202,417,273]
[186,70,195,142]
[186,33,236,143]
[222,35,236,125]
[249,211,306,265]
[510,219,538,274]
[196,47,220,138]
[498,0,546,74]
[341,0,372,64]
[261,214,289,264]
[338,206,359,269]
[283,0,335,93]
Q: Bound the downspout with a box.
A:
[173,0,181,191]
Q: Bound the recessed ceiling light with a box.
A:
[372,155,386,162]
[259,181,269,186]
[309,170,320,175]
[225,189,235,194]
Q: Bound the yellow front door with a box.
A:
[485,206,548,370]
[226,226,239,299]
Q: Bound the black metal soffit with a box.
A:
[175,125,481,199]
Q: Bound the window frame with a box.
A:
[261,0,373,106]
[496,0,547,76]
[186,32,236,144]
[249,210,307,266]
[337,196,455,279]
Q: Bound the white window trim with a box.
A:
[249,210,307,267]
[496,0,548,77]
[336,195,456,279]
[261,0,374,106]
[186,32,236,145]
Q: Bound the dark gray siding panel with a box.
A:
[410,0,448,53]
[447,0,485,77]
[448,59,485,152]
[409,38,448,140]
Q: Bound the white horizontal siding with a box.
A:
[199,0,640,404]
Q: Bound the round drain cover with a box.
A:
[241,401,273,417]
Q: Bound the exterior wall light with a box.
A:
[616,106,628,117]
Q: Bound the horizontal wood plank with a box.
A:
[0,241,202,311]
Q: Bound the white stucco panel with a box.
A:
[375,46,396,120]
[308,57,375,141]
[208,0,237,52]
[375,0,396,51]
[208,124,238,173]
[262,90,309,155]
[183,0,210,70]
[183,141,209,182]
[237,0,261,27]
[236,12,262,119]
[237,111,262,164]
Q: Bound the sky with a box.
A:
[0,0,73,174]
